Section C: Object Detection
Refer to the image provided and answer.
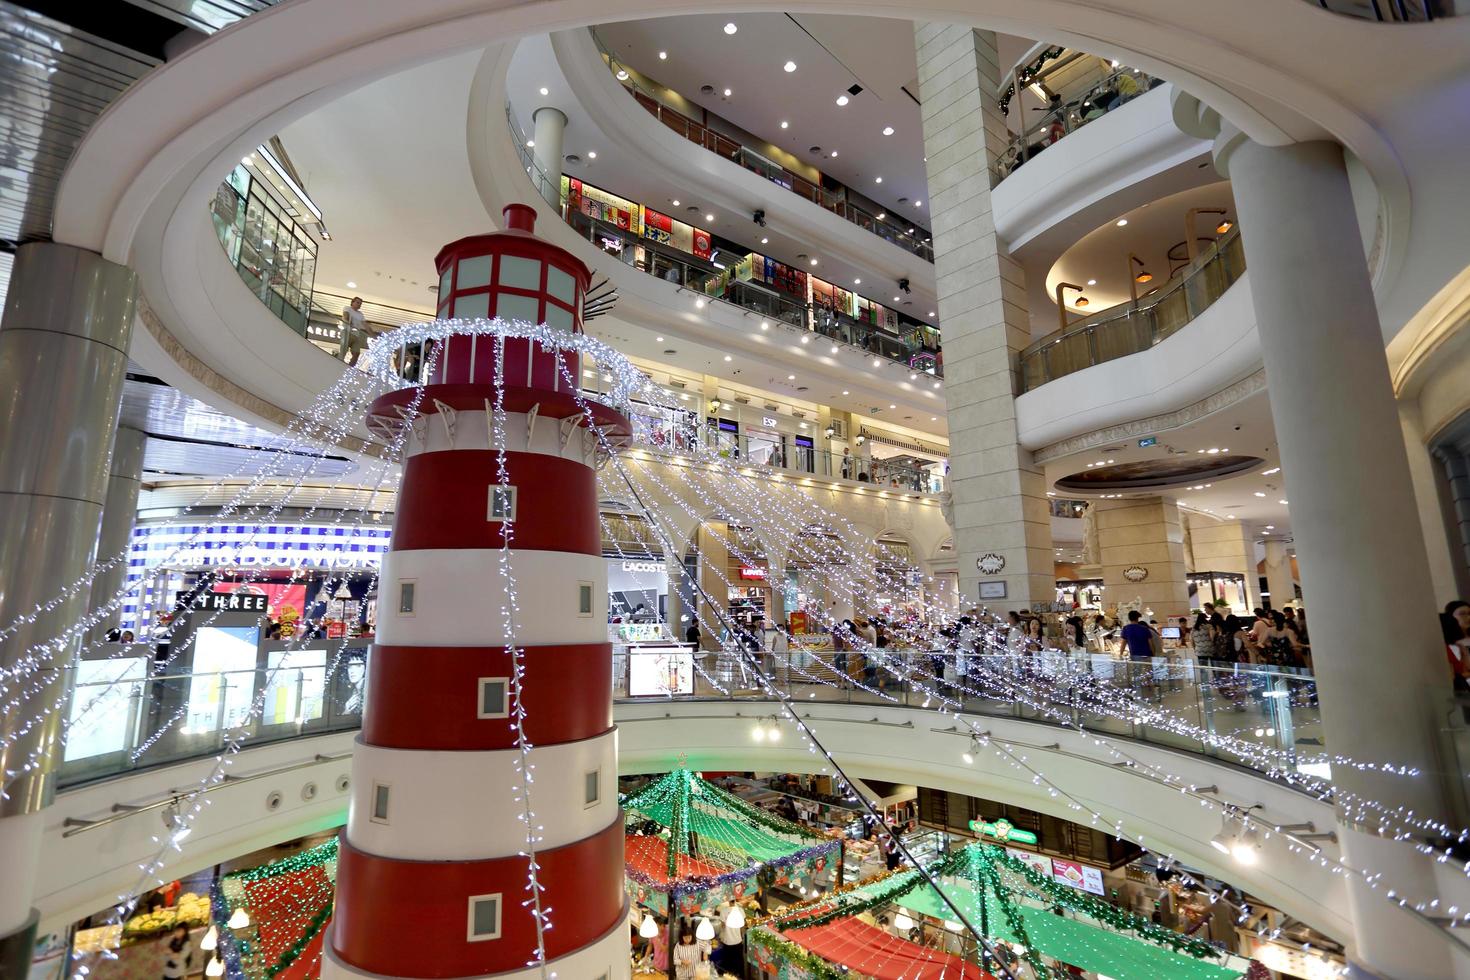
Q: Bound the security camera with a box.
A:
[898,277,911,294]
[752,209,766,227]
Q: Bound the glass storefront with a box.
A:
[210,163,318,334]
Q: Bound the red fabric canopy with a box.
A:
[783,919,995,980]
[624,834,730,886]
[243,866,332,980]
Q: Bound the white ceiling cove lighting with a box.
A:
[724,22,738,34]
[784,61,797,72]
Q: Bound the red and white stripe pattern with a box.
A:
[326,209,630,980]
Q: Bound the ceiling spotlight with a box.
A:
[788,373,797,379]
[1216,219,1234,234]
[1232,824,1262,864]
[659,51,668,60]
[1254,492,1266,497]
[1075,297,1090,307]
[915,200,923,207]
[724,22,738,34]
[928,311,935,317]
[1086,279,1096,286]
[799,335,810,345]
[784,61,797,72]
[830,345,839,354]
[671,199,680,206]
[809,258,818,266]
[874,176,883,184]
[655,336,664,342]
[829,150,838,158]
[723,354,731,361]
[525,139,535,148]
[346,281,357,289]
[723,88,732,97]
[616,69,629,80]
[842,390,849,395]
[759,321,769,330]
[888,404,896,409]
[1209,820,1234,855]
[696,299,707,309]
[876,212,885,219]
[882,126,894,136]
[853,277,862,285]
[836,95,849,106]
[962,736,981,764]
[539,86,549,96]
[780,120,789,129]
[894,296,901,303]
[1116,218,1129,227]
[705,213,715,222]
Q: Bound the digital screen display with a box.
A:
[628,648,694,696]
[1160,626,1181,639]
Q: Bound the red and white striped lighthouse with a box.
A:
[324,204,631,980]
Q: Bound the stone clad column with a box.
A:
[0,242,137,972]
[1213,129,1455,978]
[914,23,1052,610]
[88,425,147,638]
[1092,497,1190,621]
[1186,515,1262,610]
[1261,538,1296,609]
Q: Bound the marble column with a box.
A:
[1261,539,1296,610]
[1092,497,1191,621]
[914,23,1052,610]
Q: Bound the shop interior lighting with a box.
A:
[200,926,218,951]
[696,917,716,940]
[780,120,789,128]
[640,914,659,938]
[1216,219,1234,234]
[616,69,629,80]
[227,907,250,929]
[893,912,916,932]
[205,959,224,977]
[725,905,746,929]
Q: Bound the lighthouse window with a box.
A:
[584,767,601,808]
[456,254,492,290]
[543,304,573,331]
[488,485,516,522]
[495,292,538,325]
[466,894,502,941]
[577,582,594,616]
[498,254,541,291]
[455,292,489,320]
[370,781,391,824]
[546,265,576,304]
[397,581,416,616]
[477,677,509,719]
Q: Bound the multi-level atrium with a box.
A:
[2,2,1470,980]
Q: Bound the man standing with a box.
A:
[1120,610,1154,661]
[713,900,745,975]
[340,296,368,366]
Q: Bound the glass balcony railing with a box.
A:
[994,65,1165,183]
[589,31,934,263]
[50,643,1332,792]
[1018,226,1245,392]
[507,108,945,379]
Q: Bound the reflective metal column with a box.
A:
[0,242,137,963]
[87,425,147,639]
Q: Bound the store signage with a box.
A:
[621,560,662,573]
[968,817,1038,845]
[979,581,1007,600]
[1122,565,1149,582]
[1006,848,1053,879]
[976,552,1006,575]
[761,417,779,427]
[598,235,624,253]
[200,591,269,613]
[1050,859,1105,895]
[1137,436,1158,448]
[739,566,767,581]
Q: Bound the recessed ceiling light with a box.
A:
[525,139,535,148]
[842,390,850,395]
[915,200,923,207]
[853,277,862,285]
[836,95,849,106]
[784,61,797,72]
[1254,492,1266,497]
[876,212,885,220]
[933,381,941,388]
[587,151,597,159]
[1263,466,1281,475]
[658,51,667,60]
[705,213,715,222]
[928,311,935,317]
[799,335,810,344]
[696,299,706,309]
[346,281,356,288]
[1266,524,1275,530]
[930,416,937,422]
[829,150,838,158]
[780,121,789,129]
[830,345,839,354]
[759,321,769,330]
[1278,499,1289,505]
[809,258,818,266]
[723,354,732,361]
[882,126,894,136]
[889,404,896,409]
[874,176,883,184]
[788,374,796,380]
[671,199,680,206]
[1116,218,1128,226]
[539,87,549,96]
[894,296,901,302]
[655,336,664,342]
[723,88,732,97]
[1087,279,1097,286]
[760,237,769,244]
[724,22,738,34]
[616,70,629,81]
[1227,514,1236,519]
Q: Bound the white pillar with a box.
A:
[1262,538,1295,610]
[1220,132,1455,977]
[531,107,568,204]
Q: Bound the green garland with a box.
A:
[978,844,1219,959]
[969,847,1052,980]
[622,768,828,843]
[769,868,928,931]
[747,927,848,980]
[260,899,334,980]
[231,837,338,885]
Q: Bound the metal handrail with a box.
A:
[1017,226,1245,392]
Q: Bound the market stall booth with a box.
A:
[212,836,338,980]
[755,843,1245,980]
[622,767,842,975]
